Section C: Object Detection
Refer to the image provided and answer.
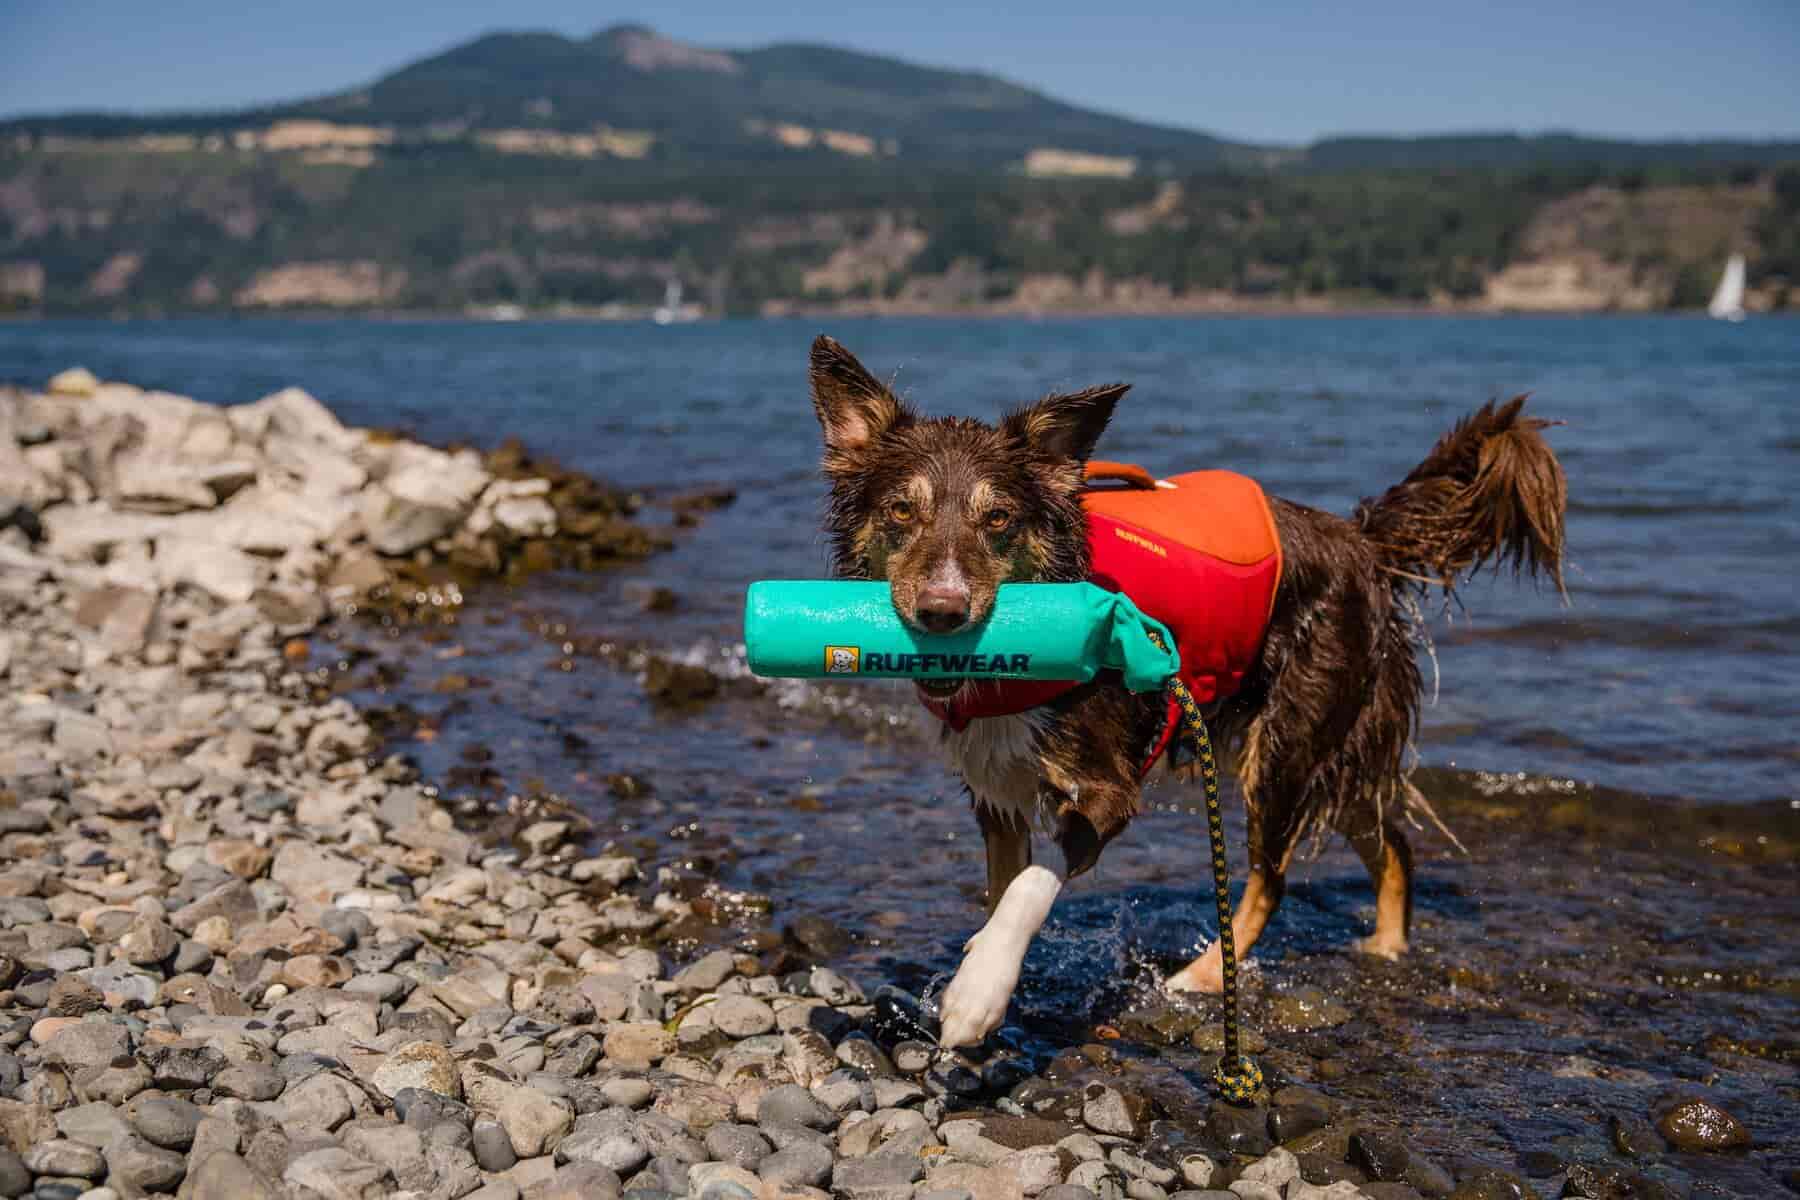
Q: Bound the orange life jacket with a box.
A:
[921,462,1283,776]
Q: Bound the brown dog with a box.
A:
[807,335,1566,1047]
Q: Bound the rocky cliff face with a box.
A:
[1481,182,1771,311]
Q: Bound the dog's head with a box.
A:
[808,335,1126,695]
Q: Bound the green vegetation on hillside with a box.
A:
[2,147,1792,315]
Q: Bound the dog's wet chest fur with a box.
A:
[944,710,1053,829]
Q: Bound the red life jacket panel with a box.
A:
[921,462,1283,776]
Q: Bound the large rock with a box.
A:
[361,448,491,556]
[155,534,263,603]
[205,485,353,555]
[114,456,220,512]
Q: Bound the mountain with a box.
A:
[4,25,1258,170]
[10,25,1795,171]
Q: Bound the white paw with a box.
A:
[938,926,1020,1049]
[1164,945,1225,996]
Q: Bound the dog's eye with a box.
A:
[985,508,1012,532]
[888,500,915,524]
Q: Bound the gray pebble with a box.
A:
[757,1139,833,1189]
[145,1043,226,1089]
[394,1088,474,1130]
[635,1155,693,1195]
[0,1149,26,1200]
[125,1093,203,1150]
[105,1135,188,1195]
[891,1040,933,1073]
[23,1141,105,1180]
[757,1084,838,1130]
[549,1162,624,1200]
[807,967,864,1005]
[472,1119,516,1172]
[599,1077,654,1110]
[559,1111,649,1175]
[672,950,737,992]
[212,1064,285,1101]
[712,995,776,1039]
[703,1124,771,1170]
[831,1152,923,1196]
[171,939,213,975]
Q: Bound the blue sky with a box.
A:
[2,0,1796,143]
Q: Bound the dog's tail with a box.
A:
[1355,396,1567,603]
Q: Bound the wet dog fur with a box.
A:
[807,334,1567,1044]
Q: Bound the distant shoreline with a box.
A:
[1,305,1772,324]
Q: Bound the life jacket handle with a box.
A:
[1084,460,1159,490]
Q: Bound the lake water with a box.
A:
[4,316,1797,1194]
[6,314,1796,806]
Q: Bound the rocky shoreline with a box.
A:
[0,371,1769,1200]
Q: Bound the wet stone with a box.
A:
[1350,1132,1412,1182]
[1444,1168,1537,1199]
[1608,1113,1662,1158]
[1201,1101,1270,1157]
[893,1040,934,1074]
[786,915,851,959]
[1267,1088,1331,1145]
[1084,1085,1153,1138]
[1652,1095,1751,1152]
[1296,1156,1368,1189]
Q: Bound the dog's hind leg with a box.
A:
[1164,846,1288,995]
[976,802,1033,917]
[1166,719,1300,995]
[1344,816,1412,959]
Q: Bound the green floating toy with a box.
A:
[743,581,1179,693]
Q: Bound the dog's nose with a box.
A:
[914,586,971,633]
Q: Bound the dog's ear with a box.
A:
[810,335,911,463]
[1004,383,1128,463]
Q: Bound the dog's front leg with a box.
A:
[939,862,1063,1048]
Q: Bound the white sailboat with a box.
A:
[1707,253,1746,322]
[652,279,702,325]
